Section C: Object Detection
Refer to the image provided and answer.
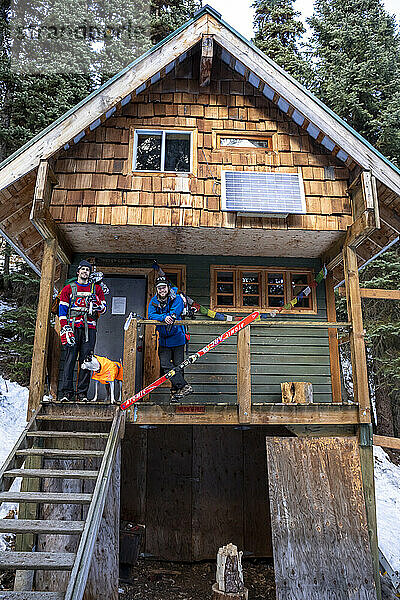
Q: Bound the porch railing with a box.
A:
[122,317,350,423]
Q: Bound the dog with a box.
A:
[81,353,123,404]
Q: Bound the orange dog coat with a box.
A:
[91,355,123,384]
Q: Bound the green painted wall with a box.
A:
[72,253,332,403]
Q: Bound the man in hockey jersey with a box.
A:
[148,276,193,401]
[59,260,106,401]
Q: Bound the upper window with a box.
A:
[215,131,272,151]
[133,129,192,173]
[219,136,272,149]
[211,266,317,313]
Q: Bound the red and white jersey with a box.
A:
[58,282,106,329]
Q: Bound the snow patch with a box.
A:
[0,376,28,550]
[374,446,400,573]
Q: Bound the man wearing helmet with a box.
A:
[148,276,193,401]
[58,260,106,402]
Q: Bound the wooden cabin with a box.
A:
[1,5,400,599]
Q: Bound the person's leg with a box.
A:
[76,328,96,396]
[159,346,182,393]
[171,345,187,389]
[60,338,79,398]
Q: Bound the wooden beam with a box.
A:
[237,326,251,423]
[373,434,400,450]
[126,402,359,425]
[28,237,58,419]
[343,245,371,423]
[200,34,214,87]
[325,210,377,271]
[338,287,400,300]
[31,162,71,264]
[122,317,137,404]
[326,274,342,403]
[359,439,382,599]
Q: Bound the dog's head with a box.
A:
[81,353,101,372]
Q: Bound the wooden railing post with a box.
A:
[342,245,370,422]
[122,317,137,405]
[237,325,251,423]
[343,244,381,599]
[28,237,58,419]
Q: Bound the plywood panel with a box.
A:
[266,437,376,600]
[145,426,192,560]
[192,426,244,560]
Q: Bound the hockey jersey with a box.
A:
[59,282,106,330]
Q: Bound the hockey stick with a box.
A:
[120,311,260,411]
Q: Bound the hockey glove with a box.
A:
[60,325,76,346]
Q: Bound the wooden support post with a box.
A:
[359,428,381,600]
[326,273,342,402]
[122,317,137,404]
[237,326,251,423]
[343,245,371,423]
[28,237,58,419]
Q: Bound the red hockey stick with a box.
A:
[120,311,260,411]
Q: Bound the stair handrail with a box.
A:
[64,407,125,600]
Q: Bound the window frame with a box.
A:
[130,127,196,174]
[210,266,317,314]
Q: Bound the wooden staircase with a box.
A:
[0,403,124,600]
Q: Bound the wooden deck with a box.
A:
[126,401,359,425]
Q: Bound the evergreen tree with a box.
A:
[308,0,400,164]
[150,0,202,45]
[252,0,312,85]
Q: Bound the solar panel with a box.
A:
[221,170,306,216]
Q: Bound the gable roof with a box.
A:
[1,4,400,197]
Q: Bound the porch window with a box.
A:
[211,266,317,313]
[133,129,192,172]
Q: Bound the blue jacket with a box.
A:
[148,287,186,348]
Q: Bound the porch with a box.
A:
[121,317,358,426]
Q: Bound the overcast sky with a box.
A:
[209,0,400,41]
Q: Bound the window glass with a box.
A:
[216,271,234,306]
[291,272,311,308]
[220,137,270,148]
[242,271,260,306]
[136,134,162,170]
[165,133,191,172]
[267,272,285,307]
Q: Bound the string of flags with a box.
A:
[152,261,328,322]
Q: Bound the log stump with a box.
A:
[212,583,249,600]
[281,381,313,404]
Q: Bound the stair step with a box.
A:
[36,415,113,422]
[0,551,75,571]
[0,492,92,504]
[15,449,103,458]
[4,469,99,479]
[27,431,108,438]
[0,519,85,534]
[0,593,64,599]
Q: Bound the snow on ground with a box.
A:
[0,376,28,550]
[374,446,400,573]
